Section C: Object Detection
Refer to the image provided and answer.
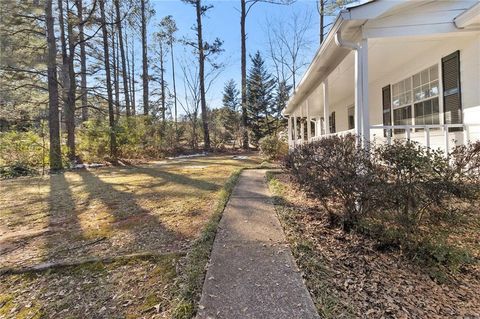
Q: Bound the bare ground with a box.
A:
[268,172,480,319]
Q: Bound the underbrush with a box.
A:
[284,136,480,279]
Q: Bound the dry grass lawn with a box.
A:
[0,154,261,318]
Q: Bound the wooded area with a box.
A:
[0,0,347,174]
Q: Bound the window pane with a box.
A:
[405,78,412,91]
[422,84,430,99]
[393,97,400,107]
[392,84,398,97]
[430,65,438,81]
[399,81,405,94]
[413,73,421,88]
[430,80,439,97]
[421,69,429,84]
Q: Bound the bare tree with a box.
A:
[240,0,294,149]
[267,10,313,90]
[182,0,223,151]
[45,0,62,170]
[159,16,178,137]
[317,0,353,44]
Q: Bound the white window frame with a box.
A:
[389,63,444,128]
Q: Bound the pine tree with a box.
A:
[247,51,276,146]
[222,79,241,147]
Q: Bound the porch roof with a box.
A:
[282,0,480,117]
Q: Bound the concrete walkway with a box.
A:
[196,169,319,319]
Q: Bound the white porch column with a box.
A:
[287,115,292,148]
[354,49,363,142]
[306,100,311,141]
[322,80,330,134]
[360,38,370,146]
[293,114,298,146]
[300,118,305,143]
[353,38,370,148]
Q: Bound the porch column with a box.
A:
[306,100,311,141]
[293,114,298,146]
[287,115,292,148]
[300,118,305,143]
[353,38,370,147]
[360,38,370,146]
[323,80,330,134]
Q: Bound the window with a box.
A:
[348,106,354,130]
[389,64,440,134]
[413,65,440,130]
[392,77,412,134]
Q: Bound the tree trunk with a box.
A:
[159,41,166,130]
[131,34,136,115]
[66,3,77,162]
[170,41,178,139]
[195,0,210,150]
[76,0,88,122]
[114,0,130,116]
[140,0,149,115]
[240,0,248,149]
[112,26,120,118]
[99,0,117,158]
[45,0,62,171]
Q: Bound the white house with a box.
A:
[283,0,480,153]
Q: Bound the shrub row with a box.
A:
[284,135,480,271]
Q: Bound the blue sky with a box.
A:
[134,0,329,114]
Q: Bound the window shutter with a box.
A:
[329,112,336,133]
[442,51,462,130]
[382,85,392,125]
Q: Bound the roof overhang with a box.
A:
[454,2,480,29]
[282,0,399,116]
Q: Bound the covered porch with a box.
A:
[284,1,480,153]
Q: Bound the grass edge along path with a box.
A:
[266,171,354,319]
[171,168,244,319]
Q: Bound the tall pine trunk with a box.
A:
[130,34,136,115]
[58,0,76,162]
[170,41,178,138]
[240,0,248,149]
[159,41,166,129]
[112,26,120,118]
[76,0,88,122]
[140,0,149,115]
[45,0,62,170]
[114,0,130,116]
[99,0,117,158]
[195,0,210,150]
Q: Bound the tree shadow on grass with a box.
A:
[111,165,221,192]
[43,173,86,263]
[75,169,185,256]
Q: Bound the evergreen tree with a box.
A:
[221,79,241,147]
[247,51,275,145]
[223,79,240,112]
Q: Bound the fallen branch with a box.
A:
[0,250,187,275]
